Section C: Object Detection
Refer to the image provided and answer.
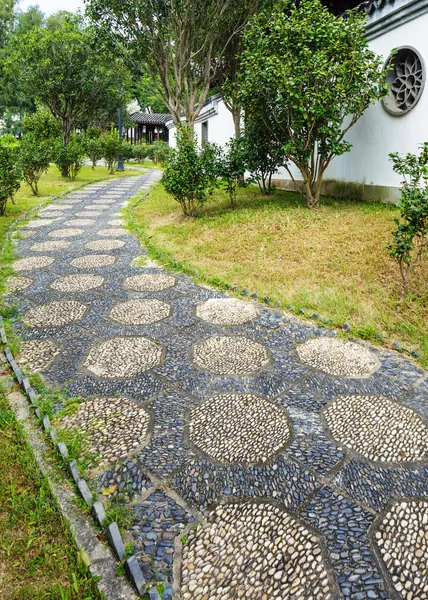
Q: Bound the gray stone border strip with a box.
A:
[1,337,141,597]
[4,380,138,600]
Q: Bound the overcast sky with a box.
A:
[18,0,85,16]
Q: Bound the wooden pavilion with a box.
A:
[126,111,171,144]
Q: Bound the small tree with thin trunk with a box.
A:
[239,0,388,208]
[162,127,220,217]
[19,134,51,195]
[388,144,428,296]
[0,136,22,215]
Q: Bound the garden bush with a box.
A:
[84,129,103,169]
[244,120,285,194]
[120,141,135,162]
[0,136,22,215]
[19,133,52,195]
[99,131,122,174]
[162,127,219,217]
[134,143,150,163]
[217,136,248,208]
[149,141,170,166]
[21,108,60,141]
[388,143,428,295]
[54,134,86,180]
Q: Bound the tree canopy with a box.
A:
[239,0,387,207]
[5,13,125,146]
[87,0,249,128]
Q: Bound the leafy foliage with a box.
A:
[388,144,428,295]
[162,127,220,217]
[18,108,59,193]
[244,120,285,194]
[133,143,150,163]
[5,14,125,151]
[84,130,103,169]
[0,134,22,214]
[148,141,170,166]
[99,131,122,174]
[19,134,51,195]
[87,0,247,128]
[54,134,85,180]
[21,106,60,139]
[217,136,248,207]
[239,0,387,207]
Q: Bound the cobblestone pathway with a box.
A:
[7,172,428,600]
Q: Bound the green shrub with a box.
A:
[149,141,170,166]
[54,135,85,180]
[21,108,60,140]
[19,134,52,195]
[133,143,150,163]
[99,131,121,174]
[217,136,248,208]
[85,136,103,169]
[0,136,23,215]
[162,127,219,217]
[388,143,428,296]
[120,141,135,162]
[244,120,285,194]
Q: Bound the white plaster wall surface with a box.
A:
[321,9,428,188]
[167,97,235,149]
[167,7,428,190]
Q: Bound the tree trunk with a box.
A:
[61,127,70,178]
[232,108,241,139]
[303,179,319,208]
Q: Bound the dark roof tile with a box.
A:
[129,112,171,125]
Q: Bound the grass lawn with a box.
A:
[131,184,428,366]
[0,384,101,599]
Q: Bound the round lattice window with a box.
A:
[382,47,425,116]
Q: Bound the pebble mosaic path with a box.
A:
[7,171,428,600]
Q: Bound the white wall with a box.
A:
[307,9,428,189]
[167,7,428,195]
[167,96,235,149]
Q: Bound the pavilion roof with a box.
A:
[129,112,171,126]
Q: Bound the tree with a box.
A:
[162,127,220,217]
[54,134,85,180]
[0,0,14,49]
[239,0,387,208]
[213,0,273,138]
[19,106,58,194]
[244,120,285,194]
[19,135,51,195]
[388,144,428,296]
[87,0,245,129]
[15,5,45,34]
[132,73,169,115]
[84,129,103,169]
[5,14,123,175]
[99,131,122,174]
[217,137,248,208]
[0,134,22,215]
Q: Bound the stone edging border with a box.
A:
[0,176,160,599]
[126,183,423,364]
[0,315,145,596]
